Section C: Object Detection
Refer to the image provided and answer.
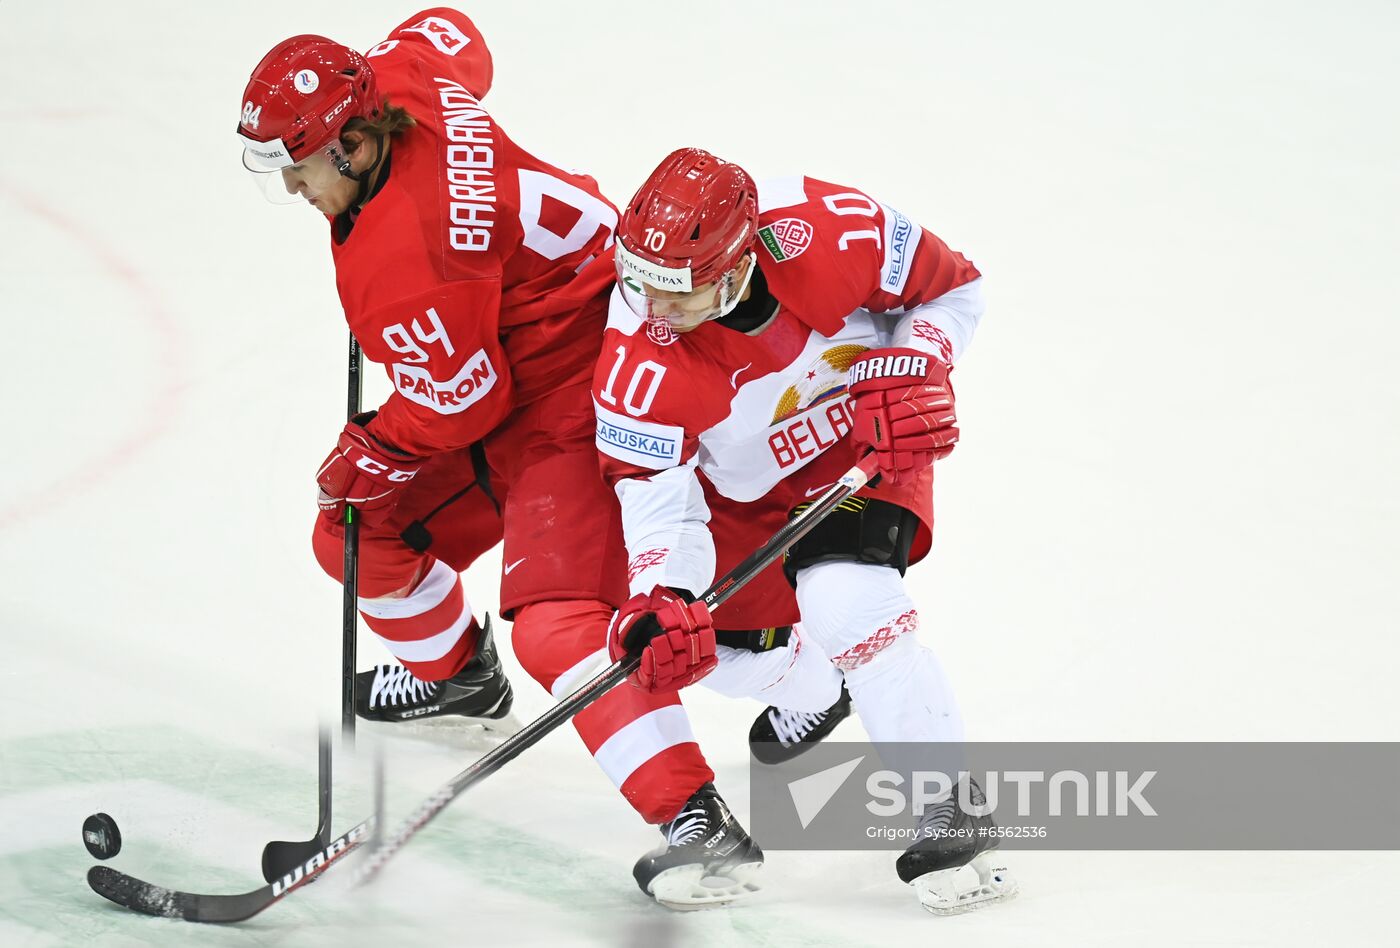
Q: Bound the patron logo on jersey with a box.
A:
[758,218,813,262]
[393,349,498,414]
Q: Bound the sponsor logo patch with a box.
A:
[758,218,813,262]
[393,349,498,414]
[618,243,692,292]
[594,401,682,469]
[878,204,922,295]
[848,353,929,385]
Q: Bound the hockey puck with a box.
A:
[82,812,122,859]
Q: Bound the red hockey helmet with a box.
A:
[616,148,760,332]
[237,35,381,203]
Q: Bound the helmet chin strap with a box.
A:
[339,133,386,207]
[714,252,758,320]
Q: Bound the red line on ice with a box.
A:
[0,178,187,532]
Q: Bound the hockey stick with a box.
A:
[259,726,332,883]
[85,455,879,922]
[352,453,882,885]
[342,330,362,739]
[258,333,361,882]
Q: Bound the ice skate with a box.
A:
[748,687,852,765]
[896,776,1017,915]
[356,615,516,734]
[633,782,764,910]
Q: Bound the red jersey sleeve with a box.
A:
[356,281,514,457]
[371,9,493,99]
[755,177,981,340]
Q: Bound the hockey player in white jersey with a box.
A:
[593,148,1016,914]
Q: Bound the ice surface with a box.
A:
[2,1,1398,945]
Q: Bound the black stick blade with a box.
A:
[87,866,253,922]
[86,817,373,924]
[261,838,325,885]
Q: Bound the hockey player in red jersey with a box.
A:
[593,148,1018,914]
[236,11,761,907]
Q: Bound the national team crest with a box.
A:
[771,344,867,423]
[758,218,813,262]
[645,315,678,346]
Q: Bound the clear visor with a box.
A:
[616,252,756,333]
[241,138,350,207]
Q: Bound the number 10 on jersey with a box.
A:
[600,346,665,417]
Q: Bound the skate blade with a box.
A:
[365,710,522,750]
[912,852,1018,916]
[648,861,763,911]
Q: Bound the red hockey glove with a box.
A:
[607,586,718,693]
[316,412,424,524]
[847,347,958,483]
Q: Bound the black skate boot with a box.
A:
[633,782,764,910]
[748,687,852,765]
[896,776,1018,915]
[356,616,514,724]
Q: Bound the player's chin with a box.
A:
[669,316,712,334]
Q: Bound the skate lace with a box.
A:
[371,665,437,709]
[769,707,827,746]
[665,807,710,846]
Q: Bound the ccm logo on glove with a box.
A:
[316,411,424,524]
[354,456,418,480]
